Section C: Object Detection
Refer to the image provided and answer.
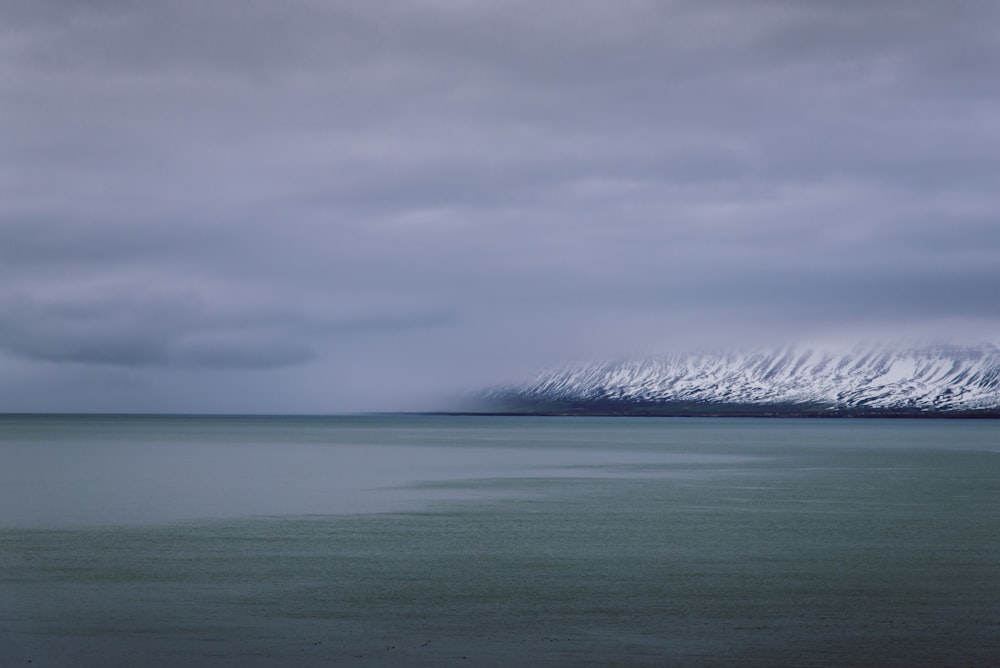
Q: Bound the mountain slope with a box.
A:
[481,344,1000,416]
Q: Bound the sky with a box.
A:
[2,0,1000,413]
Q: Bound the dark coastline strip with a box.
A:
[441,400,1000,419]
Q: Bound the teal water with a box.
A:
[2,415,999,666]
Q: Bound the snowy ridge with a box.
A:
[487,343,1000,413]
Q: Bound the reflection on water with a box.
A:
[2,415,999,666]
[1,415,764,526]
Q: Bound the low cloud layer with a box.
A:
[2,0,999,411]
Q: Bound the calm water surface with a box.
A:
[2,415,999,666]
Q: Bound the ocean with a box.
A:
[2,415,998,666]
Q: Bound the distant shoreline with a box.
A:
[1,409,998,419]
[433,402,1000,419]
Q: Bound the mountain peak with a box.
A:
[477,343,1000,416]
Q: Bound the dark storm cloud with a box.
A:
[2,0,999,411]
[0,289,306,368]
[0,285,454,369]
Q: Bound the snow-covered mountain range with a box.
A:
[481,343,1000,416]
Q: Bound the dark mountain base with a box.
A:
[459,398,1000,418]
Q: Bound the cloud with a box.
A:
[0,291,192,366]
[1,0,999,410]
[170,334,316,370]
[0,285,456,371]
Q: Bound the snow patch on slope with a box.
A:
[490,343,1000,412]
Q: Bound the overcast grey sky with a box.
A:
[2,0,999,412]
